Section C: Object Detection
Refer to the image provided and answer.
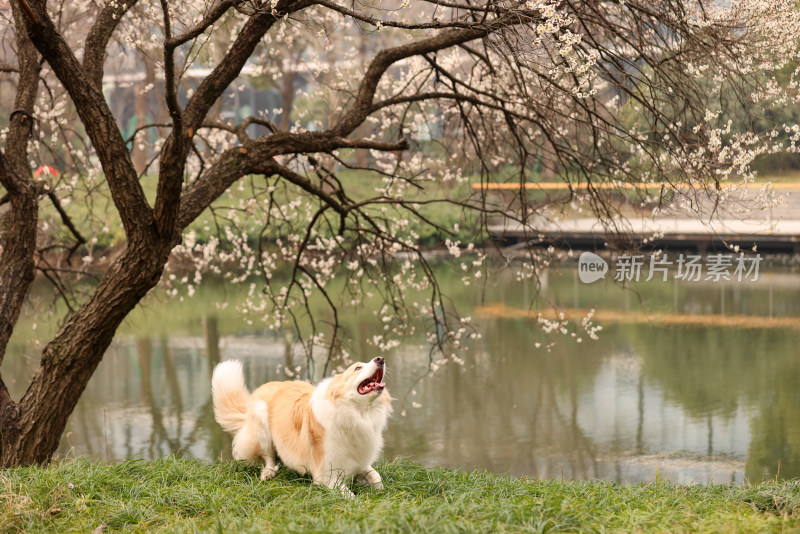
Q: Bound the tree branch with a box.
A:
[83,0,138,89]
[20,0,154,241]
[160,0,183,130]
[257,161,348,216]
[6,1,41,176]
[314,0,504,30]
[167,0,236,48]
[46,191,87,261]
[155,0,312,240]
[371,91,492,113]
[15,0,38,25]
[181,5,301,130]
[176,131,408,230]
[331,10,535,136]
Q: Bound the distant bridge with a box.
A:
[476,182,800,253]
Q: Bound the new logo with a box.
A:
[578,251,608,283]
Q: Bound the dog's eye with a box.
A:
[354,366,362,371]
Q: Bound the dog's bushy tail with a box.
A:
[211,360,250,434]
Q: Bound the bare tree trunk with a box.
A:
[0,1,42,461]
[0,177,38,463]
[0,240,167,466]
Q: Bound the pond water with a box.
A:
[3,258,800,484]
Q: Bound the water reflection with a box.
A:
[2,262,800,483]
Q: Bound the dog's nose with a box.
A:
[373,357,385,366]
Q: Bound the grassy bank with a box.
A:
[2,458,800,533]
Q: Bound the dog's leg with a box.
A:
[354,468,383,490]
[314,471,355,498]
[250,400,281,481]
[260,455,279,481]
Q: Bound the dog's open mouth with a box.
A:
[357,367,385,395]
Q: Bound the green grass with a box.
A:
[2,458,800,533]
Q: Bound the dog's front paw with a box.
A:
[314,473,356,497]
[260,465,279,480]
[355,469,383,489]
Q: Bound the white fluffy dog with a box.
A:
[212,357,391,496]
